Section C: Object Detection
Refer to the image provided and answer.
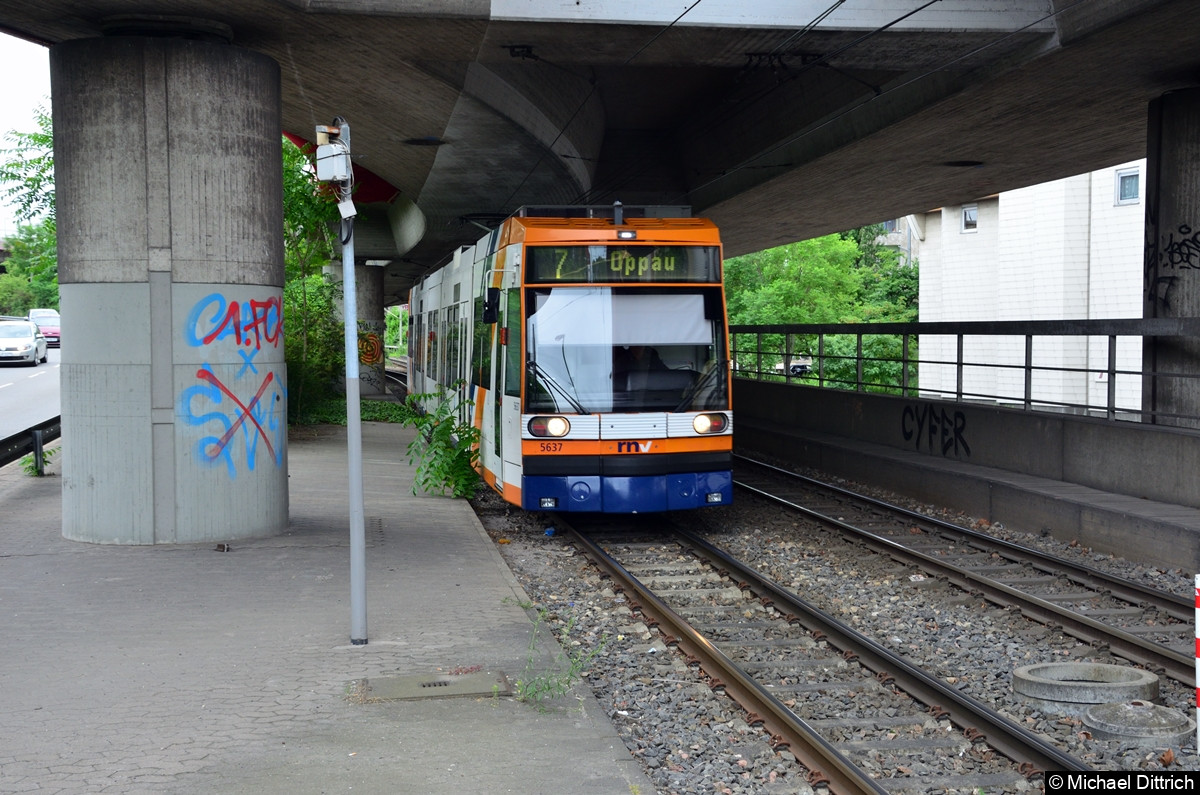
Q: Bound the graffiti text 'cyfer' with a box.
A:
[901,404,971,458]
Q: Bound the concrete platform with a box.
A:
[0,422,653,794]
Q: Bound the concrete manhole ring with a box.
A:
[1084,700,1196,746]
[1012,662,1159,715]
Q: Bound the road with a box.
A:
[0,349,60,439]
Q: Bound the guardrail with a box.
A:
[730,317,1200,425]
[1,416,61,473]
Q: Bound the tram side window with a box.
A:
[445,304,460,383]
[504,289,521,398]
[471,295,492,389]
[410,314,419,370]
[413,314,425,372]
[430,312,441,382]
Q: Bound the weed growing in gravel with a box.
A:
[513,608,608,709]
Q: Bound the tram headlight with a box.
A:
[528,416,571,437]
[692,413,729,434]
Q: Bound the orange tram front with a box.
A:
[408,205,733,513]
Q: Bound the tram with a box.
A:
[407,204,732,512]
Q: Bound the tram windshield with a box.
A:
[524,286,728,413]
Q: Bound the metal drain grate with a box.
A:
[354,671,512,702]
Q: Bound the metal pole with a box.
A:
[336,118,368,646]
[32,429,44,476]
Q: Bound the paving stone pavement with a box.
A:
[0,423,653,794]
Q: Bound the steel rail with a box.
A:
[673,526,1089,776]
[566,524,892,795]
[731,462,1194,685]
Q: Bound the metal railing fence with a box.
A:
[730,318,1200,425]
[1,416,60,473]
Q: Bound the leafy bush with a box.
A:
[284,273,345,422]
[289,396,417,427]
[401,386,481,498]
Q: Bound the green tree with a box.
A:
[0,218,57,314]
[0,105,53,225]
[843,222,918,323]
[385,305,408,356]
[725,234,864,376]
[281,137,343,420]
[0,104,57,316]
[725,225,919,393]
[725,234,863,326]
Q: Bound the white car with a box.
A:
[0,319,49,365]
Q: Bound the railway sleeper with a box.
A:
[760,679,886,694]
[1077,607,1145,618]
[879,772,1030,794]
[628,572,722,587]
[1118,623,1194,635]
[991,575,1064,587]
[837,735,970,752]
[653,586,745,603]
[806,714,943,731]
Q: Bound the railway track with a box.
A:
[731,455,1195,687]
[560,517,1090,794]
[384,363,407,395]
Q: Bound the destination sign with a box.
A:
[527,245,721,283]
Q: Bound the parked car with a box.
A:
[27,308,60,347]
[0,319,48,365]
[774,356,813,377]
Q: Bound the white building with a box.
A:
[912,160,1145,413]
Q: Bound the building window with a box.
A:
[1116,168,1140,205]
[881,218,897,232]
[961,204,978,233]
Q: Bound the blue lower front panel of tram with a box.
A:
[522,470,732,513]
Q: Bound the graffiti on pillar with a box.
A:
[178,292,287,479]
[358,320,386,392]
[358,328,384,366]
[1146,221,1200,310]
[184,293,283,376]
[900,403,971,458]
[1161,223,1200,270]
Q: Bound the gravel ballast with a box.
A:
[470,473,1198,794]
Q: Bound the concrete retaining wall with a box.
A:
[733,380,1200,570]
[734,380,1200,509]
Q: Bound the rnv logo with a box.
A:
[616,441,652,453]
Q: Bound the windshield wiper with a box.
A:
[527,361,591,414]
[673,360,726,412]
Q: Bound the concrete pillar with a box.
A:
[53,36,287,543]
[1143,88,1200,429]
[330,262,387,396]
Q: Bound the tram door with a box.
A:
[497,287,524,499]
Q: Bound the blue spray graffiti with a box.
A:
[179,292,286,479]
